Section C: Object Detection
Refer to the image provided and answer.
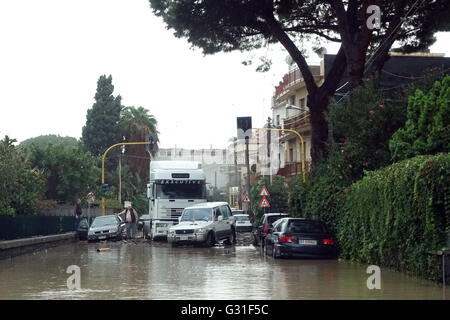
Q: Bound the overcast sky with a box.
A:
[1,1,449,150]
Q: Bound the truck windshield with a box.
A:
[181,208,212,222]
[156,183,205,199]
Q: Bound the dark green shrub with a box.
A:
[338,153,450,280]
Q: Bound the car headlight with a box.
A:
[195,228,207,233]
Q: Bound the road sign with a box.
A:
[259,196,270,208]
[259,185,270,197]
[242,193,251,203]
[86,192,95,204]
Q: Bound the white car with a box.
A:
[167,202,235,247]
[234,214,253,232]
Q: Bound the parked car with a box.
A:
[234,214,253,233]
[138,214,150,231]
[77,217,90,240]
[88,215,126,242]
[167,202,234,247]
[252,213,288,247]
[263,218,337,259]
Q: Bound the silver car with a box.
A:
[88,215,126,242]
[168,202,234,247]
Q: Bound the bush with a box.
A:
[389,76,450,161]
[338,153,450,280]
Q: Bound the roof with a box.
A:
[264,213,288,216]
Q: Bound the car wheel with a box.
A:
[205,232,215,247]
[272,245,279,259]
[224,231,234,245]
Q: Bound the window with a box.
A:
[219,206,230,220]
[290,148,294,162]
[167,151,172,157]
[276,115,280,126]
[300,98,305,108]
[214,208,222,221]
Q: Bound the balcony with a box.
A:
[277,161,310,178]
[274,66,321,99]
[283,112,311,131]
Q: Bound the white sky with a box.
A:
[0,0,449,150]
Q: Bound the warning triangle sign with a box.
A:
[259,196,270,208]
[242,193,251,203]
[259,185,270,197]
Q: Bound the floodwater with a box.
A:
[0,240,448,300]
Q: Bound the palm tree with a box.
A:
[120,106,159,181]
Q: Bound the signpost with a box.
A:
[242,193,251,204]
[86,192,95,224]
[258,186,270,214]
[259,186,270,197]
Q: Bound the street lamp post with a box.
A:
[255,127,306,183]
[101,141,153,216]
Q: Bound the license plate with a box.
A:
[180,236,188,241]
[98,236,107,240]
[299,239,317,245]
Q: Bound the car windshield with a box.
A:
[286,220,327,234]
[232,210,244,215]
[267,215,287,225]
[181,208,212,222]
[235,215,249,222]
[91,216,117,227]
[140,215,150,220]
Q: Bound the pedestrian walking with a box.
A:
[117,204,139,239]
[74,199,82,230]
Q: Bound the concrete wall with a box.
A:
[0,232,77,260]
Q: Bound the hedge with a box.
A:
[338,153,450,280]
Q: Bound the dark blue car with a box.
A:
[263,218,337,259]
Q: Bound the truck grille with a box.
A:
[175,229,194,235]
[170,208,184,219]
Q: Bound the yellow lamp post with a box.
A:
[255,127,306,183]
[101,141,153,216]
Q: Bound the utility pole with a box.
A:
[266,117,272,185]
[118,152,122,203]
[233,139,240,209]
[245,136,250,210]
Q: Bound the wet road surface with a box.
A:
[0,235,448,300]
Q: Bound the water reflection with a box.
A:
[0,242,447,300]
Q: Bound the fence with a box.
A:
[0,215,78,241]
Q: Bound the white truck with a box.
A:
[147,161,207,240]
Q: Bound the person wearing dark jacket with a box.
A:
[74,199,82,230]
[117,205,139,239]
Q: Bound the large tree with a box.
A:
[120,106,159,180]
[82,75,122,157]
[149,0,449,165]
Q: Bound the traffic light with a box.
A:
[100,184,109,197]
[237,116,252,139]
[148,133,157,152]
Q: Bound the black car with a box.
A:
[253,213,288,247]
[263,218,337,259]
[77,217,90,240]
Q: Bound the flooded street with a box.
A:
[0,240,448,300]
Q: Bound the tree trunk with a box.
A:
[307,93,330,166]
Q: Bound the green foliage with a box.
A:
[250,175,289,224]
[389,76,450,161]
[338,154,450,280]
[19,135,78,150]
[0,136,45,215]
[327,78,406,183]
[82,75,122,157]
[120,106,159,180]
[24,141,100,203]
